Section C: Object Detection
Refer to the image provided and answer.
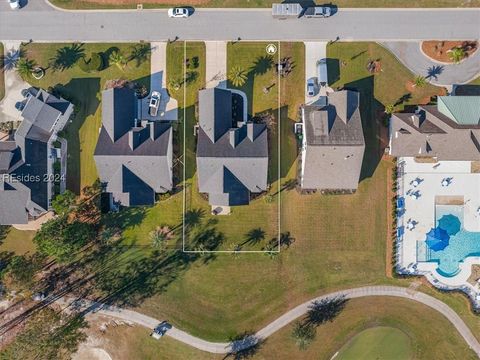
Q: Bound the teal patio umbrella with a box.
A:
[437,214,461,236]
[425,227,450,251]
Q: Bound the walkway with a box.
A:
[205,41,227,89]
[383,42,480,86]
[64,286,480,356]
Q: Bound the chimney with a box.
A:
[411,114,423,128]
[247,123,255,141]
[149,122,156,140]
[229,129,239,148]
[128,131,136,150]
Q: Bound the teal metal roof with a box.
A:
[438,96,480,125]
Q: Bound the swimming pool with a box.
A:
[427,205,480,277]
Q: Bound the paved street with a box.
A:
[0,6,479,42]
[61,286,480,355]
[383,42,480,86]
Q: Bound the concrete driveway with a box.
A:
[205,41,227,89]
[304,41,330,103]
[383,42,480,86]
[139,42,177,121]
[0,41,31,123]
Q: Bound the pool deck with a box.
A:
[396,157,480,306]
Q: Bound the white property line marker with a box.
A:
[182,40,282,253]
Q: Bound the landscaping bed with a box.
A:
[421,40,478,63]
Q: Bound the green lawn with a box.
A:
[0,42,4,101]
[336,326,412,360]
[49,0,480,9]
[19,42,151,193]
[94,42,480,346]
[0,227,36,255]
[101,297,476,360]
[252,297,477,359]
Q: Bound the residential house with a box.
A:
[300,90,365,192]
[0,88,73,225]
[196,88,268,208]
[389,96,480,160]
[94,88,173,207]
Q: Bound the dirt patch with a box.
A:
[421,41,478,63]
[467,265,480,286]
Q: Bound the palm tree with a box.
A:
[109,50,127,70]
[413,75,427,88]
[149,226,173,249]
[447,47,466,64]
[129,43,151,67]
[228,66,247,87]
[16,58,36,78]
[384,104,395,115]
[291,321,316,350]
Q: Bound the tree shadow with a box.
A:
[250,55,274,76]
[50,43,85,71]
[343,76,386,182]
[102,46,120,68]
[128,43,151,68]
[394,93,412,107]
[224,331,264,360]
[303,295,348,328]
[426,65,444,81]
[51,78,101,194]
[240,228,265,247]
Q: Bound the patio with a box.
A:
[396,157,480,307]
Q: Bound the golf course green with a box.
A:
[336,326,412,360]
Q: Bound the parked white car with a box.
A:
[149,91,161,117]
[7,0,20,9]
[168,7,190,18]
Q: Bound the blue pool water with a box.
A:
[427,205,480,277]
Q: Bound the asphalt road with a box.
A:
[64,286,480,356]
[0,5,479,42]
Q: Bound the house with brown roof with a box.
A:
[389,96,480,160]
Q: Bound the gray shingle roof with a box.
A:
[196,88,268,206]
[389,97,480,160]
[94,89,173,207]
[301,90,365,191]
[0,88,73,225]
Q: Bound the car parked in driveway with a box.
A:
[168,7,190,18]
[306,77,318,97]
[7,0,20,9]
[151,321,172,340]
[149,91,161,117]
[317,58,328,87]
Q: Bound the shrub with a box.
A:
[78,52,103,73]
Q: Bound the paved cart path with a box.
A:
[62,286,480,356]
